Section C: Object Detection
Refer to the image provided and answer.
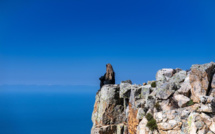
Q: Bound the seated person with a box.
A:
[99,63,115,89]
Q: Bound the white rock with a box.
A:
[209,121,215,133]
[173,94,190,108]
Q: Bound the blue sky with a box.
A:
[0,0,215,86]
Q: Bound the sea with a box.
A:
[0,85,98,134]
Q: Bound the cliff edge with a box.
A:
[91,62,215,134]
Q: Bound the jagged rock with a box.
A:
[156,68,175,88]
[117,124,124,134]
[181,109,190,119]
[177,74,191,96]
[160,100,171,111]
[135,99,145,108]
[210,74,215,97]
[188,112,198,134]
[92,85,124,128]
[131,85,142,100]
[157,120,181,131]
[91,62,215,134]
[128,89,139,134]
[207,131,215,134]
[120,81,132,98]
[173,94,190,108]
[195,120,204,130]
[136,108,145,120]
[210,121,215,133]
[198,104,215,113]
[91,125,117,134]
[141,85,151,99]
[156,82,176,99]
[145,95,156,109]
[136,117,149,134]
[201,113,212,126]
[169,70,187,88]
[189,62,215,102]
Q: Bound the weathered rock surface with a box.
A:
[189,62,215,102]
[91,62,215,134]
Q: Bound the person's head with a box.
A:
[105,63,114,80]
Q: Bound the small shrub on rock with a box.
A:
[154,102,161,111]
[146,119,157,131]
[146,113,153,121]
[146,113,157,131]
[151,81,156,87]
[187,100,194,106]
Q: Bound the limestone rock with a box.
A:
[136,108,145,120]
[120,81,132,98]
[173,94,190,108]
[91,62,215,134]
[169,70,187,88]
[156,82,176,99]
[136,117,149,134]
[177,74,191,96]
[198,104,215,113]
[92,85,124,128]
[200,113,212,126]
[210,121,215,133]
[210,74,215,97]
[189,62,215,102]
[141,85,151,99]
[128,89,139,134]
[156,68,175,87]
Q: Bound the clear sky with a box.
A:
[0,0,215,86]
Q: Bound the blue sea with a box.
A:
[0,85,98,134]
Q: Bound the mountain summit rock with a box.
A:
[91,62,215,134]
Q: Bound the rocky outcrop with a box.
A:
[91,62,215,134]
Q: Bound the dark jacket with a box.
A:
[99,72,115,88]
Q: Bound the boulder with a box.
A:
[210,121,215,133]
[173,94,190,108]
[200,113,212,126]
[120,81,132,98]
[189,62,215,102]
[177,74,191,96]
[136,117,149,134]
[210,74,215,97]
[169,70,187,88]
[156,68,175,87]
[141,85,151,99]
[156,82,176,99]
[92,85,124,128]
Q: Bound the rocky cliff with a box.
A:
[91,62,215,134]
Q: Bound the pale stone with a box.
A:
[141,85,151,99]
[136,108,145,120]
[157,120,178,131]
[92,85,124,129]
[177,74,191,96]
[154,112,163,123]
[210,74,215,97]
[210,121,215,133]
[173,94,190,108]
[120,81,131,98]
[189,62,215,102]
[156,68,175,82]
[198,104,214,113]
[136,117,149,134]
[156,82,176,99]
[188,112,198,134]
[170,70,187,88]
[200,113,212,126]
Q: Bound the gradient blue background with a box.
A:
[0,0,215,134]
